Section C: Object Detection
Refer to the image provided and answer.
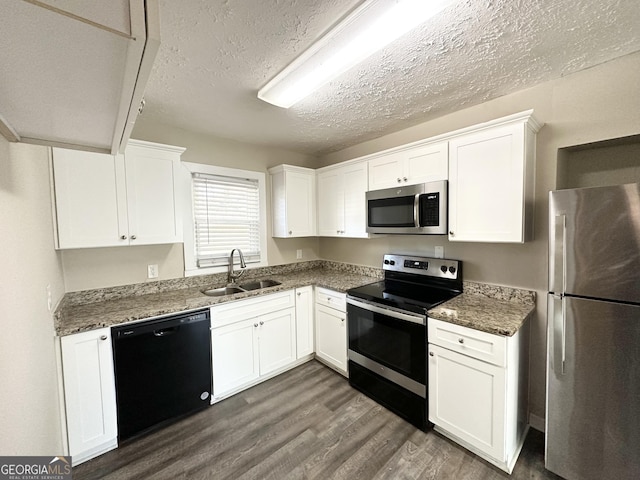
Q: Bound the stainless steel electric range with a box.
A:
[346,253,462,430]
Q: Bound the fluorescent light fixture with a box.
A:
[258,0,454,108]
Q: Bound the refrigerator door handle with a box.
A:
[551,214,566,294]
[549,294,566,375]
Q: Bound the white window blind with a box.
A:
[192,172,261,268]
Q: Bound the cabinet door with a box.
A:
[286,170,316,237]
[124,144,182,245]
[428,344,505,461]
[61,328,117,463]
[315,304,347,374]
[211,319,259,399]
[403,141,448,184]
[342,162,368,238]
[295,286,314,358]
[258,307,297,376]
[317,169,344,237]
[448,124,526,242]
[52,148,128,248]
[368,153,403,190]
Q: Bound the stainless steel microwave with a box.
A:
[366,180,447,234]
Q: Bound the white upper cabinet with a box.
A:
[368,141,448,190]
[123,141,184,245]
[52,140,185,249]
[448,111,540,243]
[0,0,159,154]
[269,165,317,238]
[317,161,368,238]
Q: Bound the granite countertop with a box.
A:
[55,260,536,338]
[428,282,536,336]
[55,262,381,336]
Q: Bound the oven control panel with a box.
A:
[383,254,460,280]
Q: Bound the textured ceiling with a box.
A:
[140,0,640,156]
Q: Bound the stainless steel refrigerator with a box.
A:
[547,183,640,479]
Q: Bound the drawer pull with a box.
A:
[100,335,108,341]
[458,338,464,344]
[429,351,434,357]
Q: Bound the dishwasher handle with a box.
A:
[153,327,178,337]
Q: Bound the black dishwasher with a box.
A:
[112,309,212,442]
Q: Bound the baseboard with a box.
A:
[529,412,545,432]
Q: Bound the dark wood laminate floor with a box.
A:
[74,361,561,480]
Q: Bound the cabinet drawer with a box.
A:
[315,287,346,311]
[210,290,295,328]
[428,317,506,367]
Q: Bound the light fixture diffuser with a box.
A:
[257,0,454,108]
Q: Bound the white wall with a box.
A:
[61,123,321,291]
[0,138,65,455]
[318,51,640,424]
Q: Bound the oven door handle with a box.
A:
[347,297,426,325]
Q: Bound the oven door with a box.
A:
[347,297,427,391]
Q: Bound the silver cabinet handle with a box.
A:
[120,235,127,240]
[131,235,137,240]
[297,292,301,296]
[337,230,340,234]
[458,338,464,344]
[260,321,264,326]
[449,231,454,236]
[429,351,434,357]
[341,318,345,322]
[100,335,108,341]
[254,323,258,328]
[288,230,292,235]
[403,177,408,182]
[397,177,402,183]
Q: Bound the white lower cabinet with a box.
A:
[257,308,297,376]
[211,290,310,402]
[211,318,261,396]
[295,286,314,358]
[428,318,529,473]
[315,287,347,376]
[60,328,118,466]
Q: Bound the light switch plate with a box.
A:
[147,264,159,279]
[296,249,303,259]
[435,246,444,258]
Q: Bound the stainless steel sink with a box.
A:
[200,286,245,297]
[239,279,282,291]
[200,279,281,296]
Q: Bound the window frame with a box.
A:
[182,162,268,277]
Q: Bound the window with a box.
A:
[182,163,267,276]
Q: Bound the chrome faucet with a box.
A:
[228,248,246,284]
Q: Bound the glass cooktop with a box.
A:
[347,279,459,315]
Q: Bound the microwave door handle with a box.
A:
[414,194,420,228]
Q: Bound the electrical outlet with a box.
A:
[435,246,444,258]
[296,249,303,260]
[147,264,159,279]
